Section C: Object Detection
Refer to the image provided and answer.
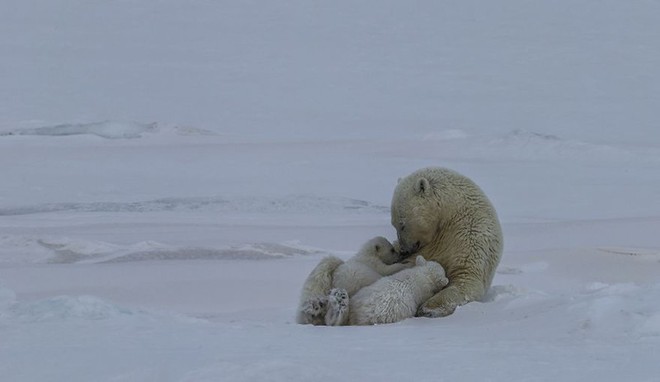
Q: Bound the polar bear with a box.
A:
[296,236,409,325]
[331,236,410,296]
[296,255,344,325]
[391,167,503,317]
[344,255,449,325]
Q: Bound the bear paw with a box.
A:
[325,288,349,326]
[329,288,348,308]
[416,302,457,318]
[301,297,328,319]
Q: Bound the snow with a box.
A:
[1,0,660,381]
[0,121,158,139]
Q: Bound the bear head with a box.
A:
[362,236,402,265]
[391,172,441,257]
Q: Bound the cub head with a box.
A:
[391,173,441,257]
[362,236,401,265]
[414,255,427,266]
[415,256,449,289]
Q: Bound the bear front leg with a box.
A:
[417,279,485,318]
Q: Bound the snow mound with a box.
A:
[101,242,323,263]
[597,247,660,259]
[0,121,158,139]
[572,283,660,338]
[0,293,199,325]
[0,195,389,216]
[0,235,63,264]
[2,295,137,323]
[483,284,529,302]
[504,129,562,142]
[0,235,147,264]
[0,235,325,264]
[487,129,660,164]
[169,125,217,136]
[37,237,126,264]
[392,129,660,165]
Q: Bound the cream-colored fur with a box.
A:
[391,167,503,317]
[296,237,409,325]
[347,256,449,325]
[332,236,410,296]
[296,255,343,325]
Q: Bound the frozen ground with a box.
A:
[1,1,660,381]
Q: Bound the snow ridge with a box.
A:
[0,235,327,264]
[0,195,389,217]
[0,121,158,139]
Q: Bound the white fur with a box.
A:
[295,255,343,325]
[391,167,504,317]
[296,236,409,325]
[348,256,449,325]
[331,236,410,297]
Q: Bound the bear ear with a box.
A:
[397,177,402,184]
[413,177,431,197]
[415,255,426,266]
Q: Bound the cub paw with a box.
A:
[328,288,348,308]
[301,296,328,316]
[325,288,349,326]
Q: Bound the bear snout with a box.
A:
[399,240,421,257]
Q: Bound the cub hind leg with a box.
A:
[296,256,343,325]
[300,296,329,325]
[325,288,349,326]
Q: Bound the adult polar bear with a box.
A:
[391,167,503,317]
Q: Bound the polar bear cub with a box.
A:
[296,255,344,325]
[332,236,410,296]
[347,255,449,325]
[296,236,409,325]
[323,236,411,326]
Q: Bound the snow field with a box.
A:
[2,0,660,380]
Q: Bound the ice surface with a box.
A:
[1,0,659,381]
[0,235,327,264]
[4,295,137,322]
[0,284,16,310]
[0,195,388,217]
[0,121,158,139]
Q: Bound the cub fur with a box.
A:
[296,236,409,325]
[332,236,410,296]
[347,255,449,325]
